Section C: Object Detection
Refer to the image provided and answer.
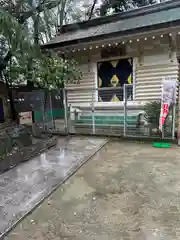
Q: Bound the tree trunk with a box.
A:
[3,73,18,123]
[88,0,98,20]
[8,90,18,123]
[43,90,49,130]
[30,11,40,125]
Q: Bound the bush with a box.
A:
[143,101,176,130]
[143,101,161,129]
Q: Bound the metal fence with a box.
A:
[65,84,176,139]
[15,85,176,140]
[33,90,67,134]
[13,89,67,134]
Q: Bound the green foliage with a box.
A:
[33,53,82,89]
[100,0,156,16]
[0,9,30,53]
[143,101,161,128]
[0,8,34,81]
[0,0,83,123]
[0,6,82,89]
[143,101,177,131]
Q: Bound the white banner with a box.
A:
[159,77,177,131]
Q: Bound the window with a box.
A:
[97,58,133,102]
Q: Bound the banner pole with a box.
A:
[91,89,95,135]
[160,79,164,139]
[172,104,176,140]
[123,84,127,137]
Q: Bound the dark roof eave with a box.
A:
[42,19,180,50]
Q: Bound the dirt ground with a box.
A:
[5,140,180,240]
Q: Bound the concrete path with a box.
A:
[0,136,107,239]
[5,140,180,240]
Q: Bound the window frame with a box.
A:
[94,56,135,102]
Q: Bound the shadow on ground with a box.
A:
[5,140,180,240]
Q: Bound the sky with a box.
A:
[75,0,102,8]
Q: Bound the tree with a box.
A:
[0,0,66,24]
[30,52,82,130]
[0,0,85,43]
[34,52,82,89]
[88,0,98,20]
[0,8,34,121]
[99,0,157,16]
[0,4,82,124]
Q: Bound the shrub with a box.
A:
[143,101,162,129]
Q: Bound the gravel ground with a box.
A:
[5,140,180,240]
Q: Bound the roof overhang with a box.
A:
[42,20,180,50]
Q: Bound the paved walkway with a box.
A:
[5,140,180,240]
[0,136,107,239]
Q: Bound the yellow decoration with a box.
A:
[128,59,132,65]
[128,74,132,84]
[111,75,119,86]
[111,94,120,102]
[98,96,102,102]
[99,77,102,87]
[111,60,118,67]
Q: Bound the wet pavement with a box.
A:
[0,136,107,239]
[4,140,180,240]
